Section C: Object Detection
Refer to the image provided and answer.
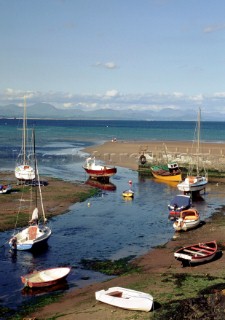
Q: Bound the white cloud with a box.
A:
[203,24,225,33]
[1,88,225,116]
[94,61,118,69]
[105,89,119,98]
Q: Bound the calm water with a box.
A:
[0,119,225,317]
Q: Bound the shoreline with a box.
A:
[83,139,225,172]
[24,140,225,319]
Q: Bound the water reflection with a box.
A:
[85,177,117,191]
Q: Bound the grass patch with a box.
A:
[0,292,63,320]
[80,256,140,276]
[151,273,225,319]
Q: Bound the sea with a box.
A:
[1,119,225,317]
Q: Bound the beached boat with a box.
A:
[15,96,35,182]
[151,162,182,182]
[177,108,208,194]
[21,267,71,288]
[83,157,117,180]
[9,129,51,251]
[0,184,12,194]
[95,286,154,312]
[173,208,200,231]
[168,195,191,220]
[122,189,134,198]
[174,240,217,265]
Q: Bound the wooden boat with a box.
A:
[177,108,208,194]
[173,208,200,231]
[21,267,71,288]
[15,96,35,182]
[168,195,191,220]
[0,184,12,194]
[83,157,117,180]
[9,129,51,251]
[174,240,217,265]
[95,286,153,312]
[122,189,134,198]
[151,162,182,182]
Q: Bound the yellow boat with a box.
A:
[122,189,134,198]
[151,162,182,182]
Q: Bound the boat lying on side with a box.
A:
[0,184,12,194]
[95,286,154,312]
[173,208,200,231]
[168,195,191,220]
[174,240,217,265]
[21,267,71,288]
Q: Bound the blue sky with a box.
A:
[1,0,225,116]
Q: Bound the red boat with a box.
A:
[174,240,217,265]
[21,267,71,288]
[83,157,117,179]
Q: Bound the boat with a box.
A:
[177,108,208,194]
[15,96,35,182]
[174,240,217,265]
[9,129,52,251]
[122,189,134,198]
[173,208,200,231]
[83,157,117,180]
[168,195,191,220]
[21,267,71,288]
[95,286,154,312]
[151,162,182,182]
[0,184,12,194]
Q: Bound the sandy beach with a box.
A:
[83,140,225,171]
[9,140,225,319]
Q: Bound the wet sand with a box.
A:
[11,140,225,319]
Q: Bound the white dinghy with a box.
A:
[95,286,153,312]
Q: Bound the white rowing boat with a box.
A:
[95,286,153,312]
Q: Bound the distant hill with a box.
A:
[0,102,224,121]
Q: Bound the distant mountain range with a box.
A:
[0,103,223,121]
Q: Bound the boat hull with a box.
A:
[0,184,12,194]
[177,176,208,193]
[174,241,217,265]
[151,171,182,182]
[95,286,153,312]
[21,267,71,288]
[122,190,134,198]
[173,208,200,231]
[15,165,35,181]
[83,167,117,178]
[9,225,51,251]
[173,218,200,231]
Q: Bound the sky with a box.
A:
[1,0,225,116]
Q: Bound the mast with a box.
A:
[33,128,38,208]
[196,107,201,175]
[22,96,27,165]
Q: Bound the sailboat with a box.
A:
[15,96,35,182]
[9,129,51,251]
[177,108,208,193]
